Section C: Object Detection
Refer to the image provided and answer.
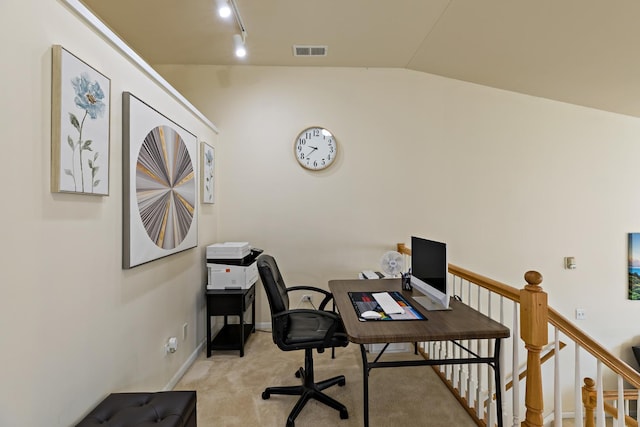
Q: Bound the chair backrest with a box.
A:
[257,254,290,316]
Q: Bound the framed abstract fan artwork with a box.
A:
[51,45,111,195]
[201,142,215,204]
[122,92,198,269]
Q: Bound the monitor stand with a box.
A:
[412,295,452,311]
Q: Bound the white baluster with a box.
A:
[596,361,604,427]
[616,375,623,427]
[574,344,583,427]
[554,327,562,426]
[512,300,520,427]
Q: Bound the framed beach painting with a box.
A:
[629,233,640,300]
[201,142,215,204]
[122,92,198,269]
[51,45,110,195]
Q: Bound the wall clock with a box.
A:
[294,126,338,170]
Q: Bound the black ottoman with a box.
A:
[76,391,196,427]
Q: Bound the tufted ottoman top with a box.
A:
[76,391,196,427]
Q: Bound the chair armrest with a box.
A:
[285,285,334,310]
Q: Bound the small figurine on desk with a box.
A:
[402,270,412,291]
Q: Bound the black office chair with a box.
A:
[256,254,349,427]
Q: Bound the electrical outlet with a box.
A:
[575,309,586,320]
[301,295,312,303]
[183,322,188,340]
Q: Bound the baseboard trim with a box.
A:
[164,323,271,390]
[164,339,206,391]
[256,322,271,331]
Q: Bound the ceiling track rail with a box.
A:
[229,0,247,42]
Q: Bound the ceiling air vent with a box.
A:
[293,45,328,57]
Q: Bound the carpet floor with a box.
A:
[174,330,477,427]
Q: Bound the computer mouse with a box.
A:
[361,310,382,320]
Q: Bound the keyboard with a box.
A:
[372,292,405,314]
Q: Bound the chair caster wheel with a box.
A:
[338,378,346,387]
[286,419,295,427]
[295,367,303,378]
[262,391,270,400]
[340,409,349,419]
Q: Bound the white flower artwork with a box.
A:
[51,45,110,195]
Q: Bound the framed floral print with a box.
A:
[51,45,110,195]
[201,142,215,204]
[122,92,198,269]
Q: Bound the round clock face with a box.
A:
[294,127,337,170]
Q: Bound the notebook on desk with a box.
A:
[348,291,426,321]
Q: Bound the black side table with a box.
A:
[205,284,256,357]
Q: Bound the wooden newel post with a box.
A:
[582,378,596,427]
[520,271,548,427]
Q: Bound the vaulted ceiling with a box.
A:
[80,0,640,118]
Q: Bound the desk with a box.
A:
[329,278,510,427]
[205,284,256,357]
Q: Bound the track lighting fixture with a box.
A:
[215,0,248,59]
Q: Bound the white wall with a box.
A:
[0,1,218,425]
[156,64,640,367]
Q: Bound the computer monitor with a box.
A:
[410,236,451,311]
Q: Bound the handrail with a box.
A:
[449,264,521,303]
[548,308,640,388]
[397,243,521,301]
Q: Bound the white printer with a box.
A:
[206,242,263,290]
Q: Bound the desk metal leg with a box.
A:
[359,344,370,427]
[494,338,503,427]
[358,339,504,427]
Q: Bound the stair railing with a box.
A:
[396,243,640,427]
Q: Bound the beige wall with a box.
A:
[0,1,218,425]
[156,64,640,365]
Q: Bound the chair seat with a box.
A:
[285,312,348,347]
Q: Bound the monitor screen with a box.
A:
[410,236,450,310]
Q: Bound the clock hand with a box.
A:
[306,146,318,157]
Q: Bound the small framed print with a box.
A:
[201,142,215,204]
[51,45,111,195]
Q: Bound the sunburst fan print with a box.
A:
[136,125,195,249]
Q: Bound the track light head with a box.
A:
[217,0,231,18]
[233,34,246,58]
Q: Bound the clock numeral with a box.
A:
[313,129,321,137]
